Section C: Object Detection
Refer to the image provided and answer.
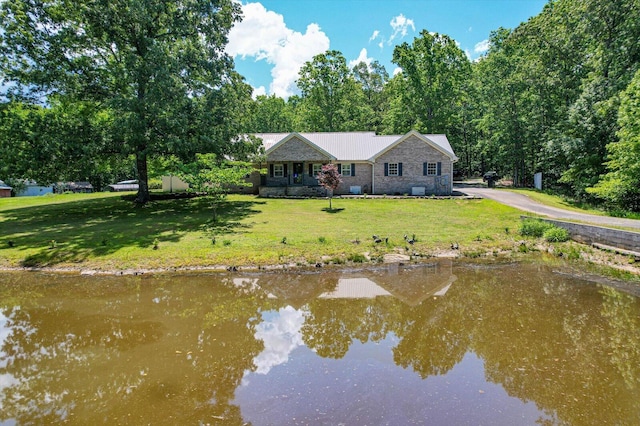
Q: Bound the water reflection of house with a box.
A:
[251,260,456,307]
[252,273,338,309]
[319,277,392,299]
[372,261,457,306]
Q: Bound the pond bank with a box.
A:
[1,243,638,282]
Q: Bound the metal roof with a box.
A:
[108,184,139,191]
[255,131,456,162]
[0,180,12,190]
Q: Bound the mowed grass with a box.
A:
[0,193,524,270]
[497,188,607,216]
[501,188,640,220]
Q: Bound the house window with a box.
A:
[423,161,442,176]
[273,164,284,178]
[312,163,323,176]
[387,163,399,176]
[341,163,352,177]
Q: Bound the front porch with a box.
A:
[261,160,328,197]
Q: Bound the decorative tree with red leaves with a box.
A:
[317,164,342,210]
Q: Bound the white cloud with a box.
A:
[393,67,403,76]
[227,2,330,98]
[369,30,380,42]
[251,306,305,375]
[348,48,373,69]
[252,86,267,99]
[0,312,18,392]
[474,39,490,54]
[388,14,415,44]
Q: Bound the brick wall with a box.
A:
[268,137,331,162]
[335,163,373,195]
[374,135,453,195]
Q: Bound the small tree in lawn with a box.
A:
[177,154,253,222]
[317,164,342,210]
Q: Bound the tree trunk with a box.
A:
[135,151,150,204]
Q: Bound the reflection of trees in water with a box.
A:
[299,264,640,424]
[2,265,640,425]
[600,286,640,390]
[302,297,401,359]
[0,273,265,425]
[392,298,474,378]
[465,265,640,425]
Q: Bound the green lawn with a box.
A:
[0,192,527,270]
[498,188,608,216]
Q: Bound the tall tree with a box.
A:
[352,60,389,133]
[473,27,538,186]
[557,0,640,200]
[246,94,294,133]
[0,98,133,189]
[296,50,369,132]
[589,69,640,211]
[381,73,416,135]
[391,30,471,134]
[0,0,247,203]
[472,0,639,194]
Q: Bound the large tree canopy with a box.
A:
[391,30,471,134]
[0,0,250,203]
[589,69,640,210]
[296,50,370,132]
[0,98,131,189]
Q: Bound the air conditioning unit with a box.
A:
[349,186,362,195]
[411,186,426,196]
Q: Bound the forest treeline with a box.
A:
[1,0,639,211]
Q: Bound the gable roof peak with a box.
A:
[255,130,457,162]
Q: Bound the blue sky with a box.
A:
[227,0,549,98]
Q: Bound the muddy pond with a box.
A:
[1,260,639,425]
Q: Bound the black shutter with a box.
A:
[351,163,356,176]
[423,162,428,176]
[309,164,313,176]
[337,164,342,174]
[284,164,288,177]
[398,163,403,176]
[437,162,442,176]
[269,164,274,177]
[384,163,389,176]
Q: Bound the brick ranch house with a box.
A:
[254,130,458,197]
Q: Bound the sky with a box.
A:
[227,0,549,98]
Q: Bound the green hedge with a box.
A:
[519,219,569,242]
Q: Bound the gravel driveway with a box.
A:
[457,185,640,230]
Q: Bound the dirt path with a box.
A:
[457,185,640,230]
